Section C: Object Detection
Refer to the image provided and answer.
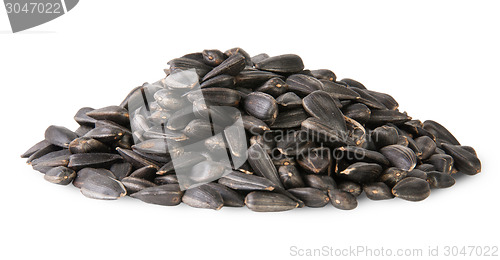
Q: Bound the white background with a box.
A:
[1,1,499,259]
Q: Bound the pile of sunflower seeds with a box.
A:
[21,48,482,212]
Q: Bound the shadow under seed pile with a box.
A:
[21,47,482,212]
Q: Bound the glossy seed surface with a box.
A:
[21,47,482,212]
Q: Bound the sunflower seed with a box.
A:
[363,182,394,200]
[380,145,417,171]
[254,54,304,74]
[80,174,127,200]
[441,144,481,175]
[182,184,224,210]
[205,182,245,207]
[44,166,76,185]
[202,49,227,67]
[244,92,279,124]
[130,184,184,206]
[426,171,455,188]
[218,170,275,191]
[392,177,431,201]
[339,162,383,183]
[44,125,78,148]
[245,191,299,212]
[328,189,358,210]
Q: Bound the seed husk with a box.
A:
[426,171,455,188]
[182,184,224,210]
[311,69,336,82]
[276,130,312,156]
[95,120,132,135]
[319,81,358,100]
[131,138,179,156]
[335,180,362,197]
[121,176,157,194]
[423,120,460,145]
[416,163,436,172]
[129,165,158,181]
[278,165,305,189]
[244,92,279,124]
[44,125,78,148]
[74,107,97,126]
[224,47,253,66]
[349,88,387,110]
[288,187,330,208]
[303,174,336,191]
[68,137,109,154]
[199,87,241,107]
[371,125,399,149]
[250,135,275,154]
[335,146,390,166]
[245,191,299,212]
[301,117,352,147]
[441,143,481,175]
[296,147,331,174]
[327,189,358,210]
[73,168,117,188]
[380,145,417,171]
[339,162,383,184]
[26,143,61,164]
[255,77,289,98]
[254,54,304,74]
[392,177,431,202]
[206,182,244,207]
[270,108,308,129]
[157,152,206,175]
[218,170,275,191]
[189,160,230,184]
[116,147,160,169]
[247,143,284,189]
[340,78,367,89]
[342,103,371,123]
[302,90,347,132]
[182,119,217,140]
[31,152,70,168]
[251,53,270,64]
[202,49,227,67]
[415,136,437,160]
[44,166,76,185]
[202,53,246,81]
[200,74,235,89]
[30,149,71,166]
[21,140,52,159]
[168,57,212,78]
[276,92,303,109]
[235,70,283,88]
[427,154,454,174]
[109,161,133,180]
[286,74,324,97]
[74,125,94,137]
[406,169,428,180]
[363,182,394,200]
[242,115,270,135]
[80,174,127,200]
[181,52,205,63]
[366,90,399,110]
[86,106,129,126]
[130,184,184,206]
[83,126,125,143]
[366,110,411,125]
[378,167,408,187]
